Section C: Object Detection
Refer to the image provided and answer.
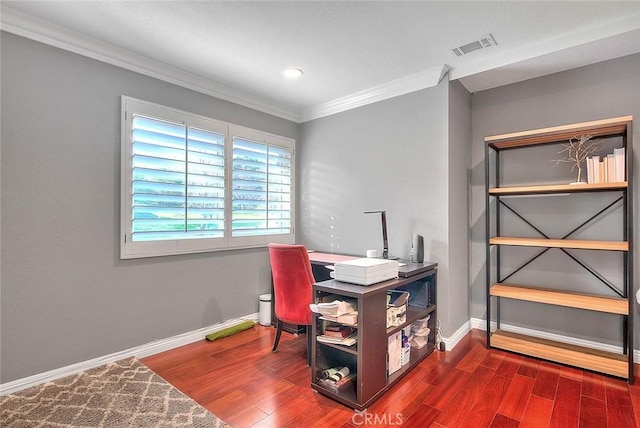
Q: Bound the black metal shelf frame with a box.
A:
[484,119,634,381]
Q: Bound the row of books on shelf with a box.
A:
[317,324,358,346]
[586,147,625,184]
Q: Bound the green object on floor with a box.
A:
[206,320,256,341]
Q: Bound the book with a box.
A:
[606,154,616,183]
[323,325,355,338]
[614,147,625,182]
[317,331,358,346]
[592,156,600,184]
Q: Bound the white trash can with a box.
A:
[259,294,272,326]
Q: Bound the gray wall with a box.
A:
[470,53,640,345]
[3,29,638,385]
[299,79,471,337]
[447,80,472,335]
[0,32,299,383]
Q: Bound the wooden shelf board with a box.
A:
[489,182,627,195]
[485,116,632,150]
[489,237,628,251]
[490,330,629,379]
[490,284,628,315]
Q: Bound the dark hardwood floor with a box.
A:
[141,325,640,427]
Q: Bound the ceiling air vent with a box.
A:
[452,33,497,57]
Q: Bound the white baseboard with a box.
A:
[3,314,635,396]
[0,313,259,396]
[441,320,471,351]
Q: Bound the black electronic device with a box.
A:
[364,210,394,259]
[412,233,424,263]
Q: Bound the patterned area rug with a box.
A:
[0,357,229,427]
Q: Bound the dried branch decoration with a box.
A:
[552,134,599,183]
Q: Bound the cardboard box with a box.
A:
[334,258,398,286]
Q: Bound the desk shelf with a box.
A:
[311,265,437,410]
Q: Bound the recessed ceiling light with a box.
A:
[282,68,303,79]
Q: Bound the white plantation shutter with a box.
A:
[121,97,295,259]
[131,116,225,242]
[231,137,292,237]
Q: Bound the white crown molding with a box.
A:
[0,313,259,396]
[300,65,449,123]
[0,6,301,123]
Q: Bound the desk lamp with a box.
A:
[364,210,397,259]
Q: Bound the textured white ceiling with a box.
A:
[2,1,639,122]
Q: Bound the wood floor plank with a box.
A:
[456,342,490,372]
[582,370,606,401]
[579,395,607,428]
[371,364,431,410]
[605,377,633,407]
[519,395,554,428]
[490,413,520,428]
[434,365,496,427]
[312,406,360,428]
[496,373,536,420]
[606,405,637,427]
[532,363,561,400]
[458,373,511,428]
[517,358,541,378]
[219,405,269,428]
[560,364,584,381]
[630,394,640,427]
[480,349,506,370]
[140,326,640,428]
[398,403,440,427]
[495,353,524,379]
[549,376,581,427]
[423,367,473,410]
[380,380,434,423]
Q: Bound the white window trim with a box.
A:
[120,96,295,259]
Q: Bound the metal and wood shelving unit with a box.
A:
[485,116,634,381]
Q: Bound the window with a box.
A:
[121,97,295,259]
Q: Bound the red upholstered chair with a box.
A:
[268,243,314,364]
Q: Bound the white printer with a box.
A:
[333,258,399,286]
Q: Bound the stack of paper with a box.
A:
[310,299,358,325]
